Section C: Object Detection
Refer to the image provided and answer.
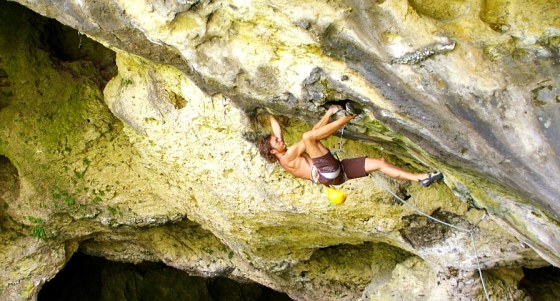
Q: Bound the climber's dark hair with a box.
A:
[258,134,277,163]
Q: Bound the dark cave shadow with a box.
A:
[39,251,293,301]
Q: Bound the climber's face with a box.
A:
[269,136,286,153]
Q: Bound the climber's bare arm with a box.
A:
[282,140,307,163]
[269,115,283,140]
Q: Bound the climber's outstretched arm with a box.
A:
[269,115,283,140]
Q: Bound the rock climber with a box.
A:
[257,103,443,187]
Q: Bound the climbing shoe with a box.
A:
[330,106,347,120]
[344,102,360,116]
[330,102,361,121]
[419,172,444,187]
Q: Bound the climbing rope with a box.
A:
[371,176,490,301]
[334,120,489,299]
[471,231,490,301]
[337,125,345,154]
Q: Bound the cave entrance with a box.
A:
[39,252,293,301]
[1,0,117,90]
[39,17,118,88]
[519,266,560,300]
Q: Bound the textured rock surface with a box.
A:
[1,0,559,300]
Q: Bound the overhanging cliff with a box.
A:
[1,0,559,300]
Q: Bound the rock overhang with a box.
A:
[1,0,560,300]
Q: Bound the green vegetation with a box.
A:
[47,184,116,222]
[28,216,47,240]
[52,189,76,208]
[0,6,119,232]
[121,78,133,87]
[64,196,76,207]
[107,205,122,217]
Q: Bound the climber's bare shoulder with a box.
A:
[277,149,312,180]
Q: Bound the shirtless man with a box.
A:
[258,104,443,187]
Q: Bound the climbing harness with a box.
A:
[371,175,490,301]
[325,125,347,205]
[317,125,348,204]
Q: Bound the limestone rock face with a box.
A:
[1,0,559,300]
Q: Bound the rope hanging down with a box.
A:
[371,175,490,301]
[337,125,345,154]
[334,121,489,300]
